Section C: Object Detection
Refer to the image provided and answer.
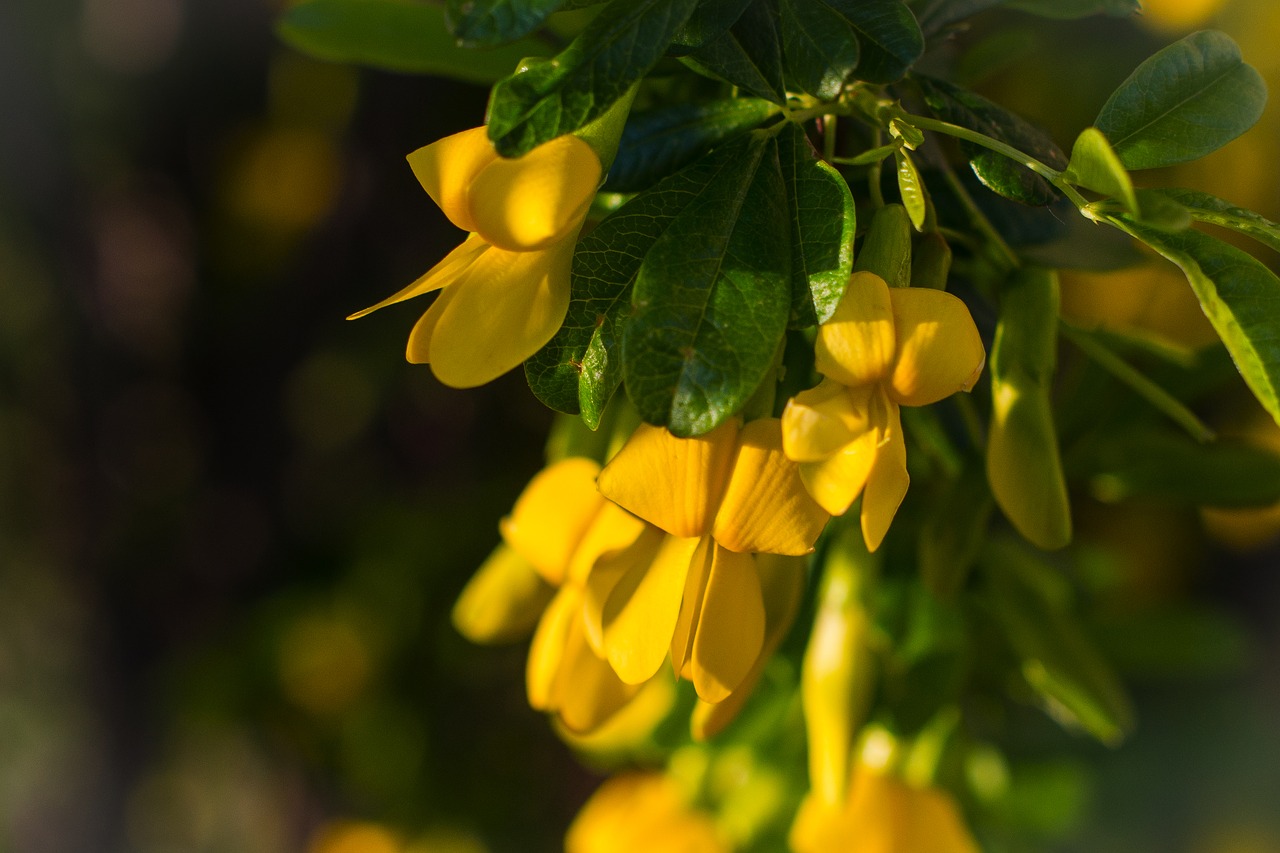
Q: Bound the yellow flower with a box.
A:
[790,753,979,853]
[349,126,602,388]
[566,772,730,853]
[781,271,985,551]
[593,419,828,703]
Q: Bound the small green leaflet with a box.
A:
[445,0,564,46]
[1063,127,1137,216]
[526,138,750,424]
[778,0,861,100]
[777,123,855,327]
[604,98,782,193]
[623,132,792,436]
[277,0,551,82]
[895,148,928,230]
[1106,215,1280,429]
[1002,0,1139,19]
[917,76,1067,205]
[486,0,699,156]
[1148,188,1280,255]
[683,0,787,104]
[1095,30,1267,170]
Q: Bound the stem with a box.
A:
[939,164,1019,272]
[823,114,837,162]
[868,128,886,208]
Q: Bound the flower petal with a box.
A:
[582,524,665,656]
[597,422,738,538]
[815,271,896,389]
[713,419,829,555]
[554,616,642,734]
[567,501,648,587]
[405,282,457,364]
[527,585,577,712]
[781,380,874,463]
[469,134,601,251]
[602,535,700,685]
[861,399,909,552]
[887,287,987,406]
[427,238,573,388]
[798,427,879,516]
[407,126,497,233]
[451,543,554,644]
[669,536,714,678]
[499,458,604,586]
[690,544,765,703]
[347,234,488,320]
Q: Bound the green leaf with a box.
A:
[778,0,860,100]
[854,203,913,288]
[623,132,792,435]
[777,123,856,327]
[604,97,781,193]
[445,0,564,46]
[911,0,1002,37]
[669,0,753,54]
[1105,216,1280,429]
[486,0,699,156]
[1072,426,1280,506]
[1095,30,1267,170]
[682,0,787,104]
[895,148,928,231]
[916,76,1067,205]
[824,0,925,84]
[1063,127,1136,216]
[277,0,552,82]
[983,538,1135,746]
[1148,188,1280,255]
[526,141,742,423]
[1002,0,1139,18]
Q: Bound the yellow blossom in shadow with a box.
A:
[349,126,601,388]
[593,419,828,704]
[567,772,730,853]
[781,271,985,551]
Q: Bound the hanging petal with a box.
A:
[527,585,578,712]
[798,426,880,516]
[781,380,871,463]
[469,134,602,252]
[405,282,458,364]
[582,525,665,656]
[553,615,642,734]
[602,535,700,685]
[499,458,604,586]
[347,234,488,320]
[690,545,765,703]
[427,238,574,387]
[887,287,987,407]
[451,543,554,645]
[861,397,909,552]
[669,536,715,677]
[713,419,829,556]
[597,422,738,538]
[407,126,498,233]
[815,271,897,389]
[566,501,648,587]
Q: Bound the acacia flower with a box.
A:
[453,457,657,733]
[566,772,729,853]
[781,271,985,551]
[593,419,828,704]
[348,126,601,388]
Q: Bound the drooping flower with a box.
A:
[566,772,730,853]
[781,271,985,551]
[592,419,829,704]
[453,457,660,733]
[349,126,602,388]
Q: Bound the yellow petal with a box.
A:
[499,458,604,586]
[861,398,909,552]
[567,501,648,587]
[887,286,987,407]
[405,281,457,364]
[815,271,896,389]
[426,237,573,388]
[597,422,738,538]
[347,234,488,320]
[781,379,871,463]
[669,536,714,677]
[713,418,829,556]
[690,544,765,703]
[582,524,665,656]
[602,535,700,684]
[407,126,497,233]
[469,134,601,251]
[553,615,642,734]
[527,585,577,712]
[798,425,880,516]
[451,543,554,644]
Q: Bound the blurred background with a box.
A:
[0,0,1277,850]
